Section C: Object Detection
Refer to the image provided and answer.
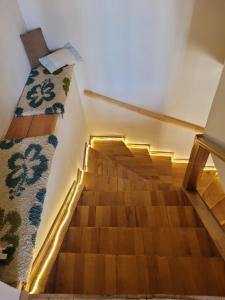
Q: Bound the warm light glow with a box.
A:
[203,166,217,171]
[128,144,150,150]
[85,144,90,172]
[172,158,189,164]
[150,151,174,158]
[128,144,151,155]
[90,136,125,147]
[30,171,85,294]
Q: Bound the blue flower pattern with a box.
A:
[26,68,39,86]
[29,188,47,245]
[27,136,58,245]
[45,102,64,115]
[36,188,46,203]
[0,138,23,150]
[27,79,55,108]
[48,135,58,148]
[15,107,24,116]
[0,135,58,264]
[6,144,48,199]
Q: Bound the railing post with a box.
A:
[183,136,210,191]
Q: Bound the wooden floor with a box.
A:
[44,140,225,296]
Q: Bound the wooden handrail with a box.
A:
[197,134,225,162]
[84,90,204,133]
[183,134,225,190]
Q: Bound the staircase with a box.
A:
[40,139,225,297]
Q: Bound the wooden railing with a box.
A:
[183,134,225,260]
[183,134,225,190]
[84,90,204,133]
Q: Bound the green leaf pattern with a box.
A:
[63,77,71,96]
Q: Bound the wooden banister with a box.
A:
[84,90,204,133]
[183,134,225,261]
[183,135,225,191]
[197,135,225,162]
[183,136,210,190]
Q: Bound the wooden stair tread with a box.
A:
[197,170,217,195]
[61,227,219,257]
[50,253,225,295]
[71,205,203,228]
[172,162,188,186]
[5,114,57,138]
[83,172,175,192]
[115,147,153,179]
[80,190,190,206]
[201,176,225,208]
[88,147,143,180]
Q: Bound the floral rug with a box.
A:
[0,135,58,284]
[15,65,74,117]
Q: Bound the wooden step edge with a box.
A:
[58,252,224,260]
[29,294,225,299]
[67,226,208,231]
[89,135,126,144]
[127,143,151,156]
[182,188,225,261]
[76,204,197,209]
[150,150,174,158]
[83,171,149,185]
[83,171,178,185]
[80,189,190,197]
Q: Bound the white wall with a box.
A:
[17,0,225,157]
[205,64,225,189]
[0,1,28,297]
[0,0,30,138]
[162,0,225,126]
[18,0,195,112]
[34,75,88,258]
[83,94,196,158]
[0,282,20,300]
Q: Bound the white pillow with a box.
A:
[39,42,82,73]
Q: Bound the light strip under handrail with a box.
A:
[84,90,204,133]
